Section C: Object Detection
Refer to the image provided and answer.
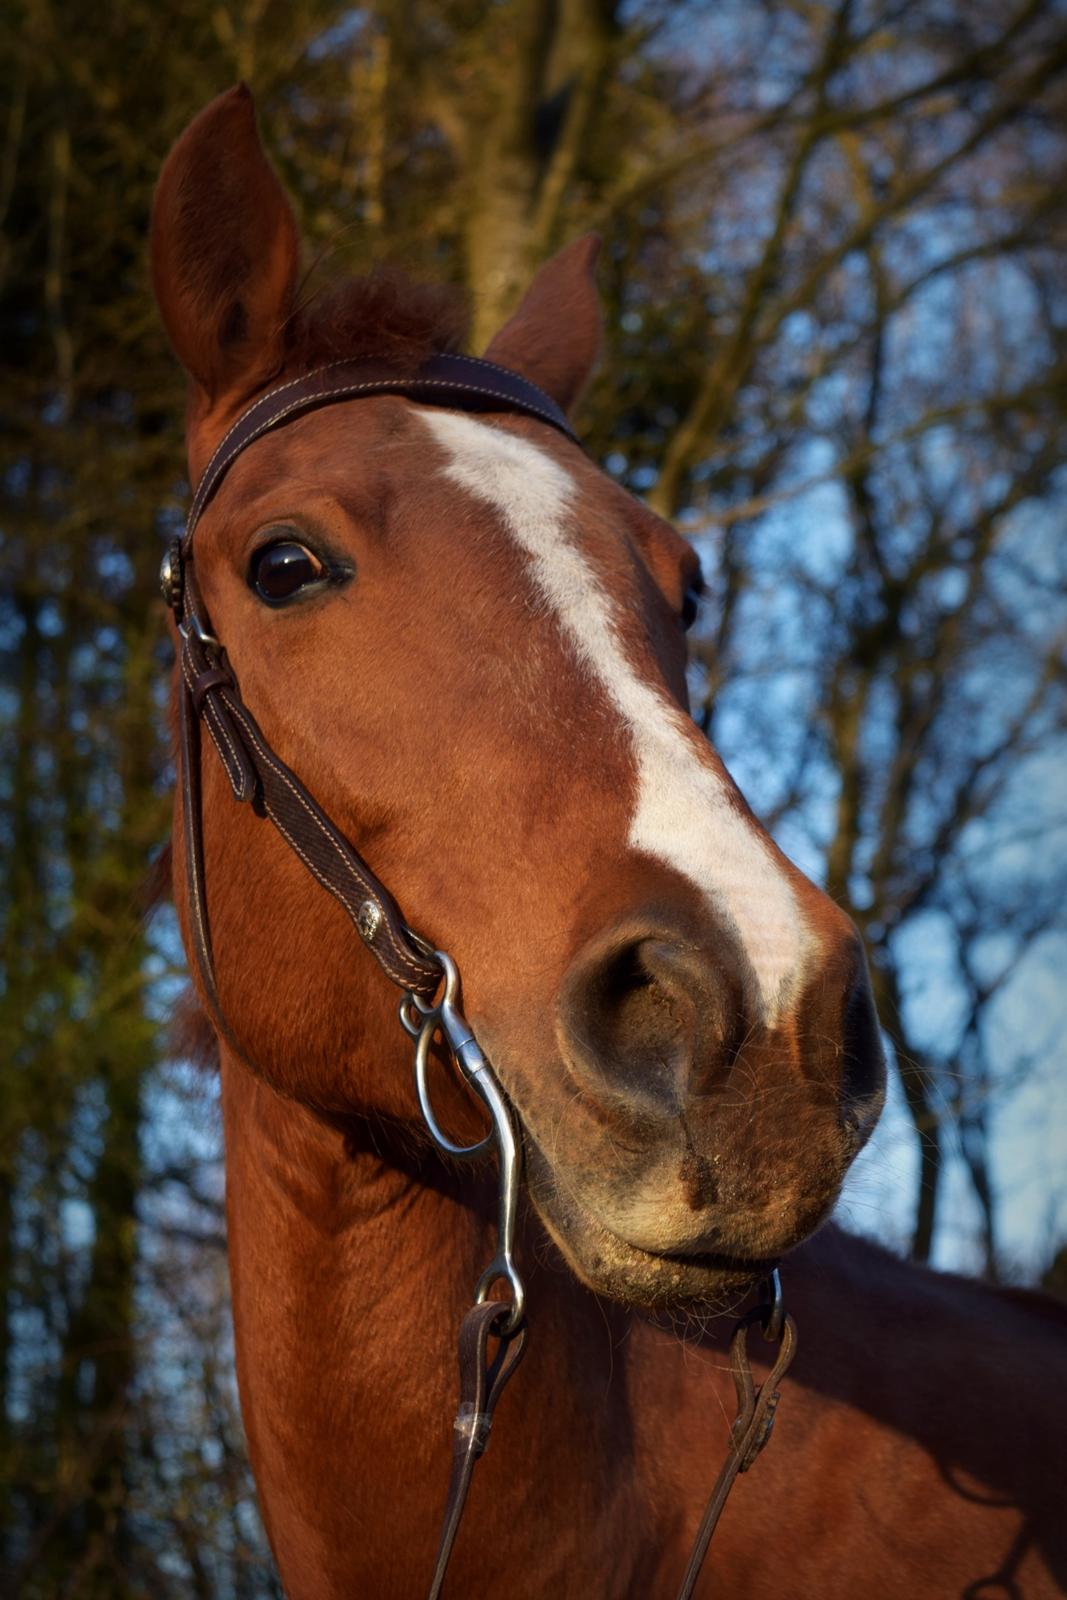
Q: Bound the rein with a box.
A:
[165,350,796,1597]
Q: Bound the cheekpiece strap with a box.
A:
[174,565,444,1005]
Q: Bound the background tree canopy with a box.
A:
[2,0,1065,1593]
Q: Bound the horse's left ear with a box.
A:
[151,85,300,416]
[482,234,601,414]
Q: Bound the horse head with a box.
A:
[152,86,885,1314]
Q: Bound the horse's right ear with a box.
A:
[482,235,601,414]
[151,85,299,413]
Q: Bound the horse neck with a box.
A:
[218,1042,659,1596]
[218,1046,1067,1598]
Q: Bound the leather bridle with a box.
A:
[164,350,796,1599]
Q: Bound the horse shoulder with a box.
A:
[763,1227,1067,1597]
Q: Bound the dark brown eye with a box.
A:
[681,576,705,631]
[249,541,322,604]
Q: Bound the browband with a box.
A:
[184,351,579,547]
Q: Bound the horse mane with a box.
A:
[284,264,470,376]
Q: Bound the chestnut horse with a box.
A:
[151,88,1067,1599]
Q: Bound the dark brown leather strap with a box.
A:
[424,1298,794,1600]
[177,568,443,1008]
[427,1301,527,1600]
[184,352,578,546]
[674,1311,798,1600]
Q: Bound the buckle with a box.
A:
[178,611,222,654]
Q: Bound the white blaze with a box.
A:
[419,409,811,1021]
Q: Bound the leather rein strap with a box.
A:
[675,1307,798,1599]
[426,1295,796,1600]
[427,1302,528,1600]
[167,353,578,1020]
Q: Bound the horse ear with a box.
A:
[482,235,601,413]
[151,85,299,412]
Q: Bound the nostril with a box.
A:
[590,940,693,1101]
[839,971,886,1135]
[559,928,745,1110]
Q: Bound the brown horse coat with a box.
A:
[152,87,1067,1598]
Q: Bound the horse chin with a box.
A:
[524,1142,780,1314]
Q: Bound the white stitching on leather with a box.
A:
[186,364,573,537]
[224,700,428,985]
[188,359,355,525]
[182,707,213,990]
[180,652,245,791]
[180,650,429,985]
[254,805,416,989]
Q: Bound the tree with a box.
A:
[0,2,350,1591]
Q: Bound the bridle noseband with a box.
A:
[165,350,795,1599]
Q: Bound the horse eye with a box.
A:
[681,578,705,631]
[249,541,323,604]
